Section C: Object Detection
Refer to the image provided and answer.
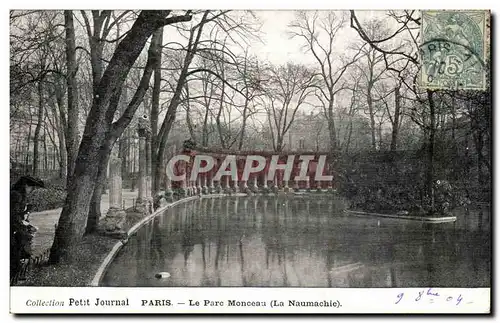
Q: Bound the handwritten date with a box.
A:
[395,289,465,306]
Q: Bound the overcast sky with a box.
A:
[253,10,386,66]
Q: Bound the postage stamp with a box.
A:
[419,10,490,90]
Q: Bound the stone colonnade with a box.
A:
[169,150,335,194]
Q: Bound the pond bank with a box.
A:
[344,210,457,223]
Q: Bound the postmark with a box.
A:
[419,10,489,90]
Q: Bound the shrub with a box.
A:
[28,188,66,212]
[337,150,426,213]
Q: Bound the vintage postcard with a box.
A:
[9,9,491,314]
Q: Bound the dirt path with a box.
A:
[28,190,139,255]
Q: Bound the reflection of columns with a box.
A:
[180,161,187,195]
[243,198,248,213]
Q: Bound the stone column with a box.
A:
[262,172,268,189]
[180,160,187,196]
[100,147,126,236]
[284,179,289,192]
[208,171,215,193]
[135,115,152,215]
[137,136,147,203]
[224,175,231,193]
[202,174,208,194]
[197,177,202,195]
[165,174,173,196]
[233,178,239,193]
[316,181,322,192]
[213,158,220,193]
[272,173,279,193]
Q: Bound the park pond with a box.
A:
[101,196,490,287]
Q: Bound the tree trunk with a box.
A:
[43,123,48,174]
[85,152,110,234]
[50,10,187,263]
[64,10,80,183]
[238,96,249,150]
[426,90,436,213]
[345,119,353,154]
[50,132,112,263]
[202,104,210,147]
[151,27,163,196]
[33,81,44,177]
[25,108,33,173]
[367,84,377,150]
[390,86,401,151]
[53,85,68,183]
[118,87,129,179]
[327,99,338,154]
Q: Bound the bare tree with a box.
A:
[289,11,364,153]
[50,10,193,263]
[261,63,316,152]
[350,10,440,209]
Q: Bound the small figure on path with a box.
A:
[10,175,45,282]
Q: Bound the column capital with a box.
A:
[137,114,152,138]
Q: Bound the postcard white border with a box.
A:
[10,287,490,314]
[4,0,498,320]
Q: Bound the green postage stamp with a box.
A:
[420,10,490,90]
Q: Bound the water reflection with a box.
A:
[102,196,490,287]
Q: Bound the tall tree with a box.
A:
[350,10,438,210]
[262,63,315,152]
[289,11,363,154]
[64,10,79,183]
[150,27,163,194]
[50,10,193,263]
